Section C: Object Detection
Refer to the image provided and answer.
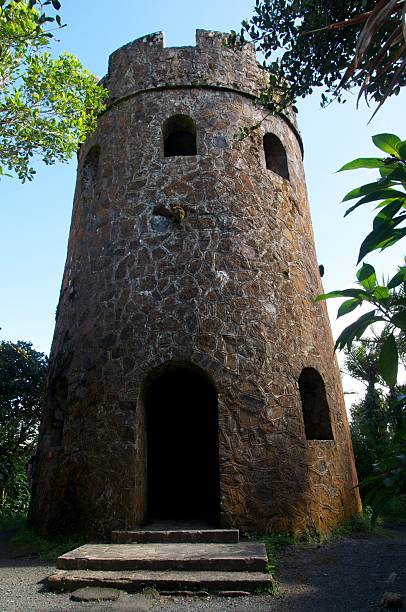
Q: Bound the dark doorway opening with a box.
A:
[145,364,220,524]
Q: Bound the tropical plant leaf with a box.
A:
[369,55,406,123]
[358,220,406,263]
[356,263,377,289]
[373,285,390,299]
[335,311,384,350]
[378,333,398,388]
[397,140,406,159]
[342,180,393,202]
[347,189,406,207]
[337,298,362,318]
[378,165,406,180]
[315,288,369,302]
[372,134,401,157]
[355,2,399,61]
[338,158,386,171]
[388,266,406,289]
[373,200,405,227]
[391,310,406,332]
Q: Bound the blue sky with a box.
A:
[1,0,404,380]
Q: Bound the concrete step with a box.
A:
[57,542,268,573]
[48,568,274,593]
[111,528,239,544]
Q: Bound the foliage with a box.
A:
[346,336,405,458]
[338,133,406,262]
[0,340,47,515]
[314,133,406,520]
[0,0,107,181]
[316,133,406,389]
[317,262,405,387]
[380,494,406,524]
[0,512,26,530]
[362,424,406,523]
[235,0,406,113]
[333,507,378,535]
[0,514,85,559]
[11,523,86,560]
[344,336,406,522]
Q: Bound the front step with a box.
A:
[57,542,268,573]
[48,568,274,593]
[112,529,239,544]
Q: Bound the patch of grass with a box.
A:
[253,584,278,596]
[140,585,160,599]
[244,511,380,576]
[333,509,377,538]
[11,526,86,561]
[0,515,86,561]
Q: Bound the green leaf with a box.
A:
[378,334,398,388]
[356,263,376,289]
[337,298,361,318]
[342,180,392,202]
[315,288,369,302]
[337,158,386,171]
[372,133,401,157]
[344,196,404,218]
[388,267,406,289]
[346,189,406,207]
[379,165,406,181]
[397,141,406,160]
[373,200,404,228]
[391,310,406,332]
[357,220,406,263]
[373,286,390,300]
[335,311,383,351]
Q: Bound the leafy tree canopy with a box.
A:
[346,336,406,519]
[236,0,406,113]
[0,0,107,181]
[0,340,47,514]
[0,340,47,454]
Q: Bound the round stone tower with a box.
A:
[29,30,361,538]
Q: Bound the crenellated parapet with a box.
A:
[103,30,268,105]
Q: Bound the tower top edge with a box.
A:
[104,29,267,105]
[109,29,255,57]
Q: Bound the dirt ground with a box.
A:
[0,526,405,611]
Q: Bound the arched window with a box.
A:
[163,115,197,157]
[263,133,289,180]
[299,368,333,440]
[81,145,100,191]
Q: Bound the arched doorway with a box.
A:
[145,363,220,524]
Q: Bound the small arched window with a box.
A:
[163,115,197,157]
[81,145,100,191]
[299,368,333,440]
[263,133,289,180]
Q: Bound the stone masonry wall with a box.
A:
[29,31,361,538]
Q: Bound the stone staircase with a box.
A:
[48,527,274,594]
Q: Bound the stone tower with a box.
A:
[29,31,361,538]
